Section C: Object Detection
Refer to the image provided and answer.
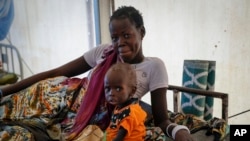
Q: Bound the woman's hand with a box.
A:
[174,129,195,141]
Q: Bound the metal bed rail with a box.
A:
[0,43,23,80]
[167,85,228,123]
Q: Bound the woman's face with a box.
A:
[109,18,144,64]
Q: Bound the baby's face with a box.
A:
[104,71,133,107]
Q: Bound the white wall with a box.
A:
[6,0,93,78]
[112,0,250,124]
[4,0,250,125]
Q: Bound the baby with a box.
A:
[104,62,146,141]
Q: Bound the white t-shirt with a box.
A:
[83,44,168,99]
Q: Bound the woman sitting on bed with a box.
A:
[0,6,193,141]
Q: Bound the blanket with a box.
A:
[0,76,229,141]
[0,76,87,141]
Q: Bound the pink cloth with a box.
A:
[68,47,118,139]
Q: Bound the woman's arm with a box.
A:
[150,88,194,141]
[1,56,92,96]
[150,87,170,128]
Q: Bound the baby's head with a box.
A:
[104,62,136,106]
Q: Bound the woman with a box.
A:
[1,6,193,141]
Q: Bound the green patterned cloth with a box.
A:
[204,61,216,121]
[181,60,216,121]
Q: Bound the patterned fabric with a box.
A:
[0,73,228,141]
[171,112,229,141]
[181,60,217,121]
[204,61,216,121]
[0,124,33,141]
[181,60,209,119]
[0,76,87,141]
[66,48,118,140]
[145,126,165,141]
[145,111,229,141]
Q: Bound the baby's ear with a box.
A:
[131,86,137,96]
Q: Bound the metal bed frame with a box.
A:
[0,43,23,81]
[167,85,229,123]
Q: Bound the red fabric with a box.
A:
[68,48,117,139]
